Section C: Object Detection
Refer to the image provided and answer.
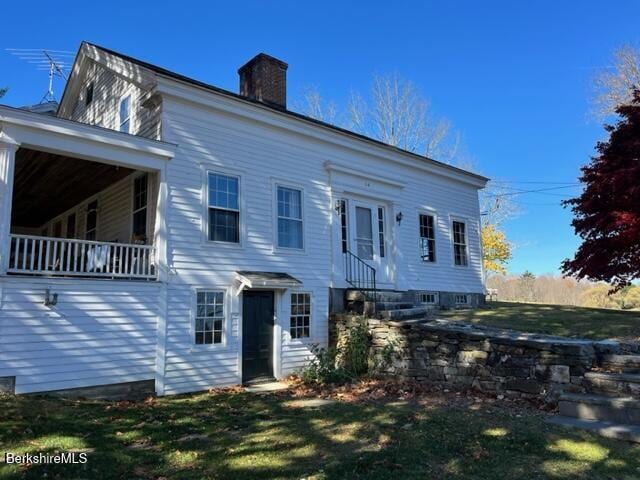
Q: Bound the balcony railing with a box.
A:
[7,234,156,280]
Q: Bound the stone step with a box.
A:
[600,354,640,373]
[584,371,640,396]
[559,393,640,424]
[546,416,640,443]
[380,307,430,321]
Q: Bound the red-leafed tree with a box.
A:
[562,90,640,289]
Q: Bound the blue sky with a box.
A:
[1,1,638,275]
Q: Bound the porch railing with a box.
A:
[7,234,156,280]
[344,249,377,305]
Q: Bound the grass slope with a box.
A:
[1,391,639,479]
[439,301,640,341]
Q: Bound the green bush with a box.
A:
[300,319,375,385]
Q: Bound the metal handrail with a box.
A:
[344,249,377,306]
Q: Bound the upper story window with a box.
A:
[277,186,303,249]
[208,172,240,243]
[290,292,311,339]
[419,214,436,262]
[452,220,468,266]
[119,95,131,133]
[195,291,224,345]
[85,200,98,241]
[84,83,94,106]
[133,174,148,243]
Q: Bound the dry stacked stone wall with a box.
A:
[330,316,628,405]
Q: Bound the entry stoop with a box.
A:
[345,289,432,322]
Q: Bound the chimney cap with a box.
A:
[238,53,288,74]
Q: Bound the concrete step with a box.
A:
[600,354,640,373]
[559,393,640,424]
[584,371,640,396]
[380,306,430,321]
[546,416,640,443]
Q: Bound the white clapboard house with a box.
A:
[0,43,488,397]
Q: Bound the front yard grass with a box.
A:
[1,389,639,479]
[439,301,640,341]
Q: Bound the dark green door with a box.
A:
[242,290,275,382]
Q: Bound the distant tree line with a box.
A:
[487,272,640,310]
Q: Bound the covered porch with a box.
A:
[0,106,175,281]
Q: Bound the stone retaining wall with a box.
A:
[330,317,627,405]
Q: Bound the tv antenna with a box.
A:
[6,48,75,103]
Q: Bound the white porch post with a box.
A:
[0,139,19,274]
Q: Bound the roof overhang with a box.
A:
[0,105,176,171]
[235,271,302,295]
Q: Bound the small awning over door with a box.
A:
[235,271,302,293]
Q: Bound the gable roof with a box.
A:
[62,41,489,185]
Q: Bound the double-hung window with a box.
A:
[133,174,148,241]
[290,292,311,339]
[277,186,303,249]
[452,220,468,266]
[419,214,436,262]
[208,172,240,243]
[195,291,224,345]
[119,95,131,133]
[85,200,98,241]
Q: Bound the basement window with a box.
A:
[195,291,224,345]
[455,294,469,305]
[419,292,438,305]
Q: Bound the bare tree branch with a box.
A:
[592,45,640,118]
[292,85,338,124]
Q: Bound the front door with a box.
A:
[242,290,275,383]
[348,200,389,284]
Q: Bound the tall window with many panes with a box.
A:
[195,291,224,345]
[132,174,148,242]
[290,292,311,339]
[452,220,468,266]
[419,214,436,262]
[208,172,240,243]
[277,186,303,249]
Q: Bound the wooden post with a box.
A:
[0,139,18,274]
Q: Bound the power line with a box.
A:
[483,185,581,198]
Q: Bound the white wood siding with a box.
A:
[0,277,160,394]
[160,98,333,394]
[62,60,161,140]
[36,172,158,245]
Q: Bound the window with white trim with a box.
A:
[85,200,98,240]
[208,172,240,243]
[277,186,303,249]
[419,292,438,305]
[420,214,436,262]
[452,220,468,266]
[195,291,224,344]
[455,294,469,305]
[132,173,148,242]
[290,292,311,339]
[119,95,131,133]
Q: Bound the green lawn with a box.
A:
[1,389,639,479]
[439,301,640,341]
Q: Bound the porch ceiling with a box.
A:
[11,148,134,228]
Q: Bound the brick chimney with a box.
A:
[238,53,288,109]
